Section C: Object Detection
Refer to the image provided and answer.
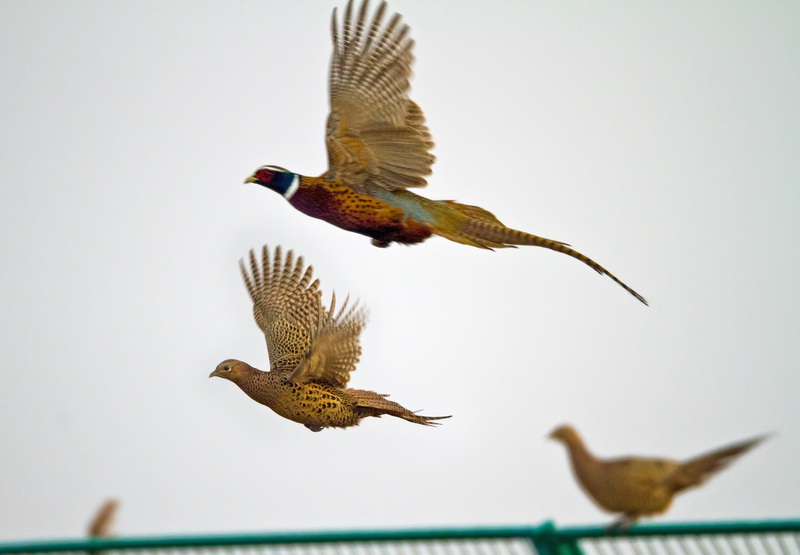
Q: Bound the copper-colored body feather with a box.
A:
[549,425,767,530]
[211,246,449,431]
[246,0,647,305]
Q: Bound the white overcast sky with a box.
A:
[1,0,798,542]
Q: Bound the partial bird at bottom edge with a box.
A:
[87,498,119,538]
[549,424,768,531]
[211,245,450,432]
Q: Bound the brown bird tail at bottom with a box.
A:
[348,388,451,426]
[424,198,648,305]
[87,498,119,538]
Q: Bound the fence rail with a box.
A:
[1,520,798,555]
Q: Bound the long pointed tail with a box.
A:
[670,434,769,493]
[428,200,648,305]
[348,389,451,427]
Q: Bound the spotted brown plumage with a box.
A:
[210,246,450,431]
[245,0,648,305]
[549,424,768,530]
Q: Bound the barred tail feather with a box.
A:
[431,200,518,250]
[671,435,769,492]
[428,199,648,305]
[467,219,648,305]
[348,389,451,426]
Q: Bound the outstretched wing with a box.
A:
[288,292,368,388]
[240,246,323,372]
[326,0,435,193]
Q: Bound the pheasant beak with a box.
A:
[244,175,258,184]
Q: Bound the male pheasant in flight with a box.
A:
[210,245,450,431]
[246,0,647,305]
[549,424,767,530]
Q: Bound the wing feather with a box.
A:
[240,246,322,371]
[288,292,368,387]
[327,0,435,193]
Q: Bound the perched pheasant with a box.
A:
[549,425,767,530]
[246,0,647,305]
[210,245,450,431]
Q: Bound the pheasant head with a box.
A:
[549,424,583,447]
[209,359,254,385]
[245,165,299,199]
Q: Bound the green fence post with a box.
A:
[531,522,584,555]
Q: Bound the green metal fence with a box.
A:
[1,520,798,555]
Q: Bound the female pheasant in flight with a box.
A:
[210,245,450,431]
[549,424,768,530]
[246,0,647,305]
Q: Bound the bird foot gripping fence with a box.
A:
[1,521,799,555]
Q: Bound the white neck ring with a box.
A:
[283,174,300,200]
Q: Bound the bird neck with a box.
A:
[564,435,599,476]
[263,171,300,200]
[238,367,283,406]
